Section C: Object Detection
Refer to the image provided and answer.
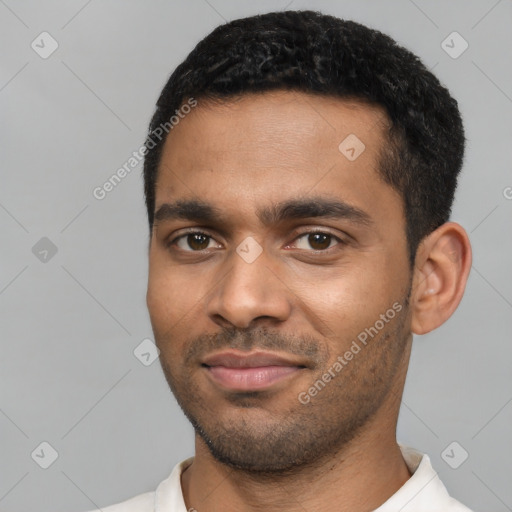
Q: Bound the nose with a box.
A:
[205,243,292,329]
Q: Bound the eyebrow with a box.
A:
[153,197,373,228]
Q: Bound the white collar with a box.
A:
[154,445,472,511]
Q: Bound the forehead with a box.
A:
[159,91,389,167]
[154,91,400,227]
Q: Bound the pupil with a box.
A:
[309,233,330,250]
[189,234,209,250]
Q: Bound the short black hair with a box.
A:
[143,10,465,266]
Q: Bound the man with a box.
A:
[91,10,473,512]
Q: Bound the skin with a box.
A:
[146,91,472,512]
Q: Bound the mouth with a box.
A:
[202,350,308,391]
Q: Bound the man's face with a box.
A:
[147,91,413,472]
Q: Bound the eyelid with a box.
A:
[167,227,347,252]
[285,228,346,251]
[167,228,222,250]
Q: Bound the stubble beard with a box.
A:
[157,295,411,475]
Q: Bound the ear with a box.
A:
[410,222,472,335]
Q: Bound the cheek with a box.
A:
[146,275,189,368]
[294,259,403,343]
[146,262,194,336]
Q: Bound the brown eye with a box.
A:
[293,232,339,251]
[308,233,331,250]
[187,233,210,250]
[172,232,217,251]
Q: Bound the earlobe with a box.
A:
[411,222,472,335]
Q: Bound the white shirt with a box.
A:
[88,445,473,512]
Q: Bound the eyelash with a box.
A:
[167,229,346,253]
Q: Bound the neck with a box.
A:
[181,390,412,512]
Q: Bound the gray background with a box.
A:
[1,0,511,511]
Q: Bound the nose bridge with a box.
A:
[206,238,291,328]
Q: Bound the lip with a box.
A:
[202,350,307,391]
[202,350,307,368]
